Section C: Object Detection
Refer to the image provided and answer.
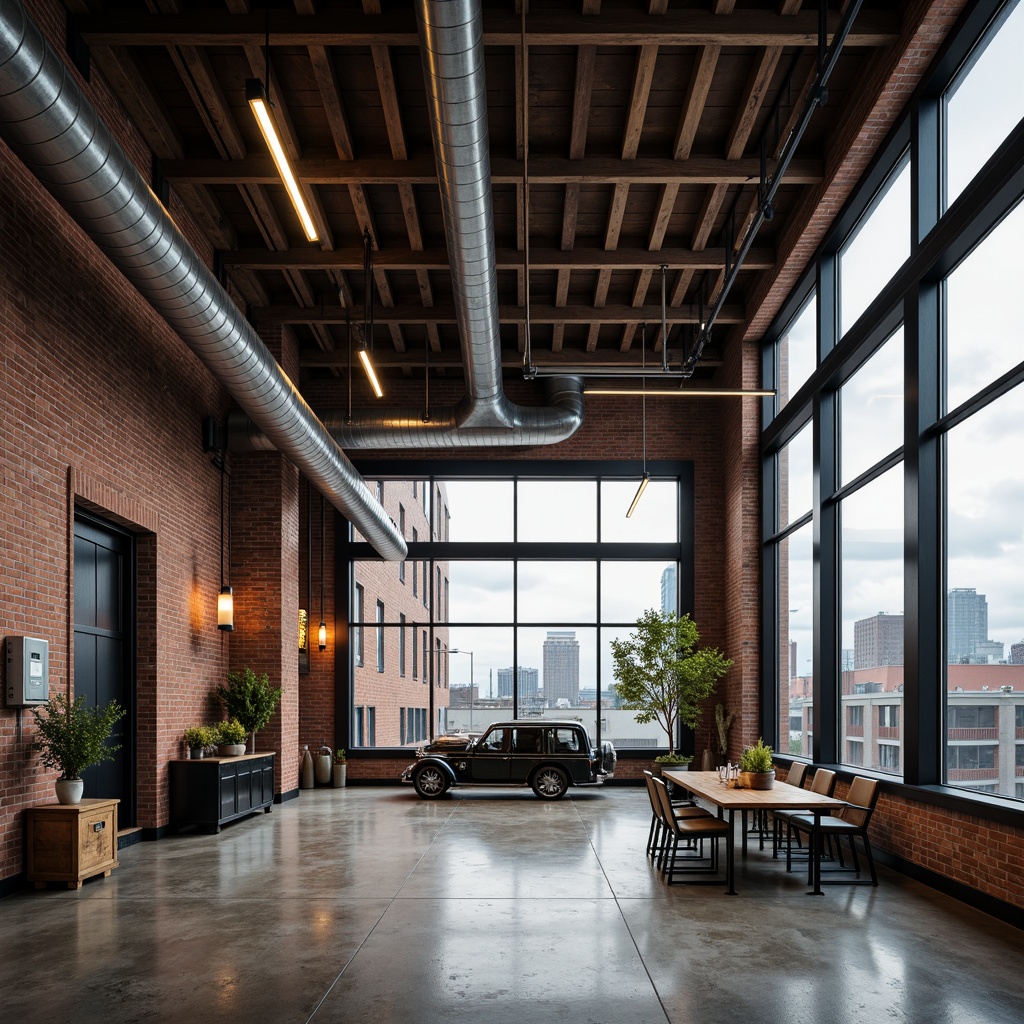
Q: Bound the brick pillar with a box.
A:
[228,324,300,796]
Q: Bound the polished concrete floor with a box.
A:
[1,786,1021,1024]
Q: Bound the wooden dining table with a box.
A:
[662,770,847,895]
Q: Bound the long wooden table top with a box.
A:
[662,770,846,813]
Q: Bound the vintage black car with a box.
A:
[401,720,616,800]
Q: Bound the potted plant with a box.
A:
[216,719,248,757]
[215,666,283,753]
[184,725,217,759]
[612,610,732,774]
[31,692,125,805]
[333,749,347,789]
[738,737,776,789]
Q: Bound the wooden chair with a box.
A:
[787,776,881,886]
[769,760,809,855]
[779,767,837,867]
[642,770,707,860]
[651,776,732,888]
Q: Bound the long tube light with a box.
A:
[358,347,384,399]
[626,473,650,519]
[586,387,776,397]
[246,79,319,243]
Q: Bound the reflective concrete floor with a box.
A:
[1,787,1021,1024]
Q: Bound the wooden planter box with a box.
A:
[25,798,120,890]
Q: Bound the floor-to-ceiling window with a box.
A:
[762,0,1024,811]
[346,462,693,751]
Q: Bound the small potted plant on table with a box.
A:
[738,737,776,789]
[32,692,125,805]
[184,725,217,759]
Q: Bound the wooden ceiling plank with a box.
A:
[308,44,356,162]
[77,10,900,48]
[674,45,720,161]
[551,324,565,353]
[427,323,441,354]
[285,268,315,307]
[631,269,653,308]
[671,269,695,306]
[648,183,678,251]
[585,323,601,352]
[604,183,630,251]
[570,46,597,160]
[372,44,409,162]
[726,46,784,160]
[388,324,406,354]
[594,269,611,309]
[561,184,580,250]
[692,182,729,251]
[242,184,289,251]
[177,184,237,251]
[622,44,659,160]
[555,269,571,308]
[619,322,638,352]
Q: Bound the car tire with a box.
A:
[531,765,569,800]
[414,764,449,799]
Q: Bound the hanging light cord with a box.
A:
[521,0,532,371]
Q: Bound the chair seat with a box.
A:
[673,806,714,821]
[676,816,730,836]
[789,813,858,833]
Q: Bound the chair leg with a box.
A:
[862,834,878,886]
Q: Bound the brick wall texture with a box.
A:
[0,0,1020,917]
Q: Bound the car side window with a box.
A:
[479,728,507,753]
[512,729,541,754]
[552,728,580,753]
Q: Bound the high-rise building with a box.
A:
[1010,641,1024,665]
[543,631,580,707]
[854,613,904,669]
[496,665,539,699]
[660,566,677,616]
[947,589,989,664]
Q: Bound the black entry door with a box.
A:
[74,514,135,824]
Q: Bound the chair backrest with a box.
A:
[808,768,836,796]
[840,776,880,827]
[650,776,676,833]
[785,762,809,789]
[643,770,661,817]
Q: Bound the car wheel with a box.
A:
[532,765,569,800]
[414,765,449,799]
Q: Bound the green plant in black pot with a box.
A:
[32,692,125,805]
[216,667,282,752]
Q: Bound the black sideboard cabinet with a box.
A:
[170,753,275,833]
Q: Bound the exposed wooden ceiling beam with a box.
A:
[160,155,823,185]
[220,244,775,271]
[260,301,745,327]
[75,10,900,48]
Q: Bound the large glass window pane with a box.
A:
[778,524,813,758]
[439,481,514,542]
[446,561,514,622]
[946,385,1024,801]
[946,200,1024,412]
[840,327,904,485]
[780,420,813,531]
[777,293,816,411]
[599,480,678,542]
[518,561,596,622]
[518,481,596,542]
[945,1,1024,208]
[840,160,911,338]
[441,627,514,734]
[601,561,678,621]
[839,465,905,776]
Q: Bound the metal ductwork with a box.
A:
[237,0,585,453]
[0,0,406,560]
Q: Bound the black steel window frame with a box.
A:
[336,459,693,757]
[760,0,1024,827]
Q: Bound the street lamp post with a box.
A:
[450,648,474,731]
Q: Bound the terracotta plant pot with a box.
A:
[739,769,775,790]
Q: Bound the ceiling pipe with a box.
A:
[236,0,585,452]
[0,0,406,560]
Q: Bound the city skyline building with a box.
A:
[543,631,580,707]
[947,588,991,664]
[660,566,677,616]
[496,665,540,700]
[854,612,904,669]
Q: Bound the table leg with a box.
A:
[741,809,748,857]
[726,810,736,896]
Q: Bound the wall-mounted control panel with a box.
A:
[5,636,49,706]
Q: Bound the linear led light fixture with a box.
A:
[358,346,384,399]
[586,386,776,397]
[246,79,319,243]
[626,472,650,519]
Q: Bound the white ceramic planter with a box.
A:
[55,778,84,805]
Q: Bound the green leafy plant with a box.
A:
[32,692,125,781]
[739,737,775,774]
[334,748,346,764]
[184,725,218,750]
[611,610,732,757]
[216,667,282,738]
[216,719,248,745]
[654,753,693,766]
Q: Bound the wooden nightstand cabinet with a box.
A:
[25,798,120,890]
